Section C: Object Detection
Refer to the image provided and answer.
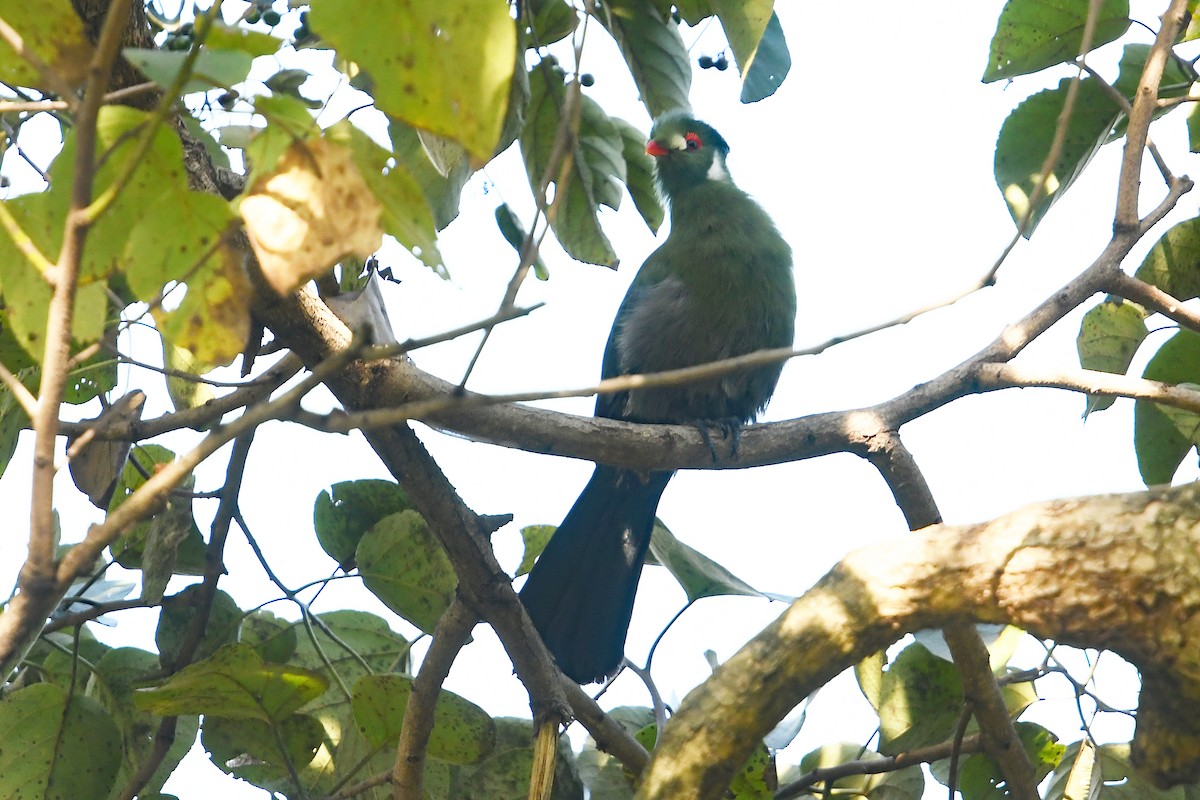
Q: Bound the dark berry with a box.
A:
[245,8,261,23]
[698,55,713,69]
[715,55,728,71]
[217,90,238,109]
[262,9,281,25]
[179,21,193,35]
[580,73,594,87]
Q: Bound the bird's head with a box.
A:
[645,111,731,198]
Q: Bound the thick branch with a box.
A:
[637,482,1200,798]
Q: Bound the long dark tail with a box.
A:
[519,465,673,684]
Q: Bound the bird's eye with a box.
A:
[685,133,702,150]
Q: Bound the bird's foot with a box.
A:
[696,417,743,463]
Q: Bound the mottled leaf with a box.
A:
[357,510,457,634]
[983,0,1130,82]
[136,643,328,722]
[314,479,414,571]
[1076,298,1148,415]
[352,674,495,764]
[314,0,516,164]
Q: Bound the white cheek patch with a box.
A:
[706,153,729,181]
[665,132,688,151]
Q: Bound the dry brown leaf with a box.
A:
[240,138,383,294]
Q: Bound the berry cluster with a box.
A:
[698,54,729,71]
[244,0,281,26]
[163,21,194,51]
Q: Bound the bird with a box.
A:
[518,110,797,684]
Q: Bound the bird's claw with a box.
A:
[696,417,743,463]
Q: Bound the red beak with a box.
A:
[645,139,669,157]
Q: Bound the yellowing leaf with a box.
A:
[0,1,93,90]
[240,138,383,294]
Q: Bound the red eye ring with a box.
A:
[684,132,702,150]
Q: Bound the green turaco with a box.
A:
[519,110,797,684]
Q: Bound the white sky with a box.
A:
[1,0,1193,796]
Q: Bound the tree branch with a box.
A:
[638,481,1200,798]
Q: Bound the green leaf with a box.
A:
[0,683,121,800]
[983,0,1130,82]
[93,647,200,797]
[521,65,625,266]
[314,478,415,571]
[578,738,636,798]
[155,585,243,668]
[205,22,281,57]
[1109,43,1197,139]
[1042,741,1173,799]
[121,47,253,94]
[337,123,445,272]
[241,610,299,664]
[525,0,579,46]
[876,642,963,755]
[1189,103,1200,153]
[728,740,773,799]
[357,510,457,633]
[201,713,325,794]
[0,378,27,481]
[738,12,790,104]
[290,610,411,680]
[389,117,476,230]
[516,524,555,577]
[0,0,93,90]
[0,199,113,362]
[136,643,329,722]
[352,674,496,764]
[273,611,412,795]
[854,651,886,712]
[314,0,517,164]
[994,77,1121,236]
[613,117,663,233]
[1134,216,1200,301]
[1134,330,1200,485]
[601,0,691,118]
[448,717,584,799]
[647,519,768,602]
[934,722,1064,797]
[495,203,549,280]
[1076,298,1149,415]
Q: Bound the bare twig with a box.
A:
[775,733,984,799]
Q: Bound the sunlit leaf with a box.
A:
[136,643,328,722]
[0,0,93,89]
[314,0,517,164]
